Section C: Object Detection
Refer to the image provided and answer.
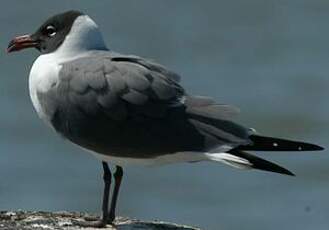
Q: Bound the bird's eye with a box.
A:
[45,25,56,37]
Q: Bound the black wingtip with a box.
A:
[310,144,325,151]
[229,150,296,176]
[237,135,325,152]
[270,168,295,177]
[254,162,296,177]
[294,141,324,151]
[287,171,296,177]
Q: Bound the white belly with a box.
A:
[89,150,208,166]
[77,143,235,167]
[84,148,248,169]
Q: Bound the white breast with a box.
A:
[29,53,60,125]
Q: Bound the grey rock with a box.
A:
[0,211,201,230]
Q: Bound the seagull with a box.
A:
[7,10,324,227]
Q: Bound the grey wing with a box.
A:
[108,52,181,82]
[41,53,251,158]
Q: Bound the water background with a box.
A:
[0,1,329,230]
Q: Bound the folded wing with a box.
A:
[38,51,251,157]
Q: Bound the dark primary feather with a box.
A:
[236,135,324,151]
[228,150,295,176]
[37,51,251,158]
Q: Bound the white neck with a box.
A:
[55,15,108,58]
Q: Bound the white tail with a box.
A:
[205,153,252,170]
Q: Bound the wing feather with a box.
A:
[40,51,250,157]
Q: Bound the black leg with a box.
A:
[75,162,112,228]
[101,162,112,222]
[108,165,123,223]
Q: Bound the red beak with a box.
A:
[7,34,38,53]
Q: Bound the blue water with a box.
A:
[1,1,329,230]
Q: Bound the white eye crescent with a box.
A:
[46,25,57,37]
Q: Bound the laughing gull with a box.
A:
[7,10,324,227]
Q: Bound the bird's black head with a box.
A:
[7,10,84,54]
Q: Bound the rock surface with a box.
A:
[0,211,201,230]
